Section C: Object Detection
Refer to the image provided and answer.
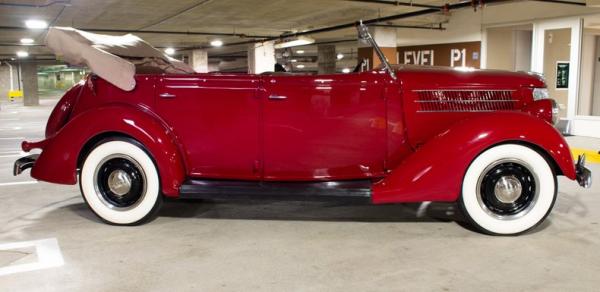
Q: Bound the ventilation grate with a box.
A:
[414,90,518,112]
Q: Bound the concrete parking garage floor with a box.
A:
[0,98,599,291]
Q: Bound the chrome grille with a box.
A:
[414,90,517,112]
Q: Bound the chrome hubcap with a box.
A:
[93,153,147,210]
[494,175,522,203]
[107,169,132,196]
[476,158,539,220]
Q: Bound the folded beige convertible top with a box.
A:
[45,27,195,91]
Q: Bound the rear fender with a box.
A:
[372,112,575,204]
[30,104,185,197]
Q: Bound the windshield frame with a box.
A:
[356,21,397,80]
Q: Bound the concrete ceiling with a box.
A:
[0,0,452,53]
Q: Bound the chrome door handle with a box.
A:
[159,93,176,99]
[269,94,287,100]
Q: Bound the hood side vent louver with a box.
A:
[414,90,517,112]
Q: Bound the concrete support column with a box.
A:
[317,45,336,74]
[248,41,275,74]
[190,49,208,73]
[357,26,398,70]
[21,62,38,106]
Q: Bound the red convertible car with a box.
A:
[14,23,591,235]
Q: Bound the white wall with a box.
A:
[579,33,596,115]
[514,30,532,71]
[593,36,600,115]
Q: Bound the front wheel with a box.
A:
[80,139,162,225]
[459,144,557,235]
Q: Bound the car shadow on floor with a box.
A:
[61,195,559,234]
[157,199,465,223]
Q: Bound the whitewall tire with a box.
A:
[459,144,557,235]
[80,139,162,225]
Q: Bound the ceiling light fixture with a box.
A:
[291,59,298,63]
[296,50,305,54]
[25,19,48,29]
[274,36,315,49]
[20,38,34,45]
[164,48,175,55]
[342,68,351,73]
[296,64,305,69]
[337,53,344,60]
[210,40,223,47]
[16,51,29,58]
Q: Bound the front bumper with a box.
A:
[13,154,39,176]
[576,154,592,188]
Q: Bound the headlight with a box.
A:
[532,88,549,101]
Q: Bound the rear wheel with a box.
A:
[459,144,557,235]
[80,139,162,225]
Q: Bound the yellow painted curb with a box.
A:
[571,148,600,164]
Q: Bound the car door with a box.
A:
[156,74,261,180]
[261,73,386,181]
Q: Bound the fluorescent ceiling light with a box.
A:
[274,36,315,49]
[210,40,223,47]
[296,50,305,54]
[20,38,34,44]
[16,51,29,58]
[164,48,175,55]
[337,53,344,60]
[25,20,48,29]
[296,64,305,69]
[342,68,351,73]
[291,59,297,63]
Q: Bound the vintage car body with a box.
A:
[14,24,591,235]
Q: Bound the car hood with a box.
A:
[392,65,546,89]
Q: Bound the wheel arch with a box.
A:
[497,140,564,177]
[30,105,186,197]
[77,131,136,169]
[372,112,575,204]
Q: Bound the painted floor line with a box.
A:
[0,238,64,277]
[0,154,22,158]
[0,181,38,187]
[0,137,25,140]
[571,148,600,164]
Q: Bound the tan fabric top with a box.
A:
[45,27,195,91]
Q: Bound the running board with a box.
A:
[179,179,372,203]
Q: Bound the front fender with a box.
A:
[28,104,186,197]
[372,112,575,204]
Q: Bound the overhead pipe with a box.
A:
[345,0,443,9]
[268,0,513,41]
[532,0,586,5]
[371,23,446,30]
[0,25,273,39]
[0,1,71,8]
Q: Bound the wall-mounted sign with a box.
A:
[556,61,569,89]
[397,42,481,68]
